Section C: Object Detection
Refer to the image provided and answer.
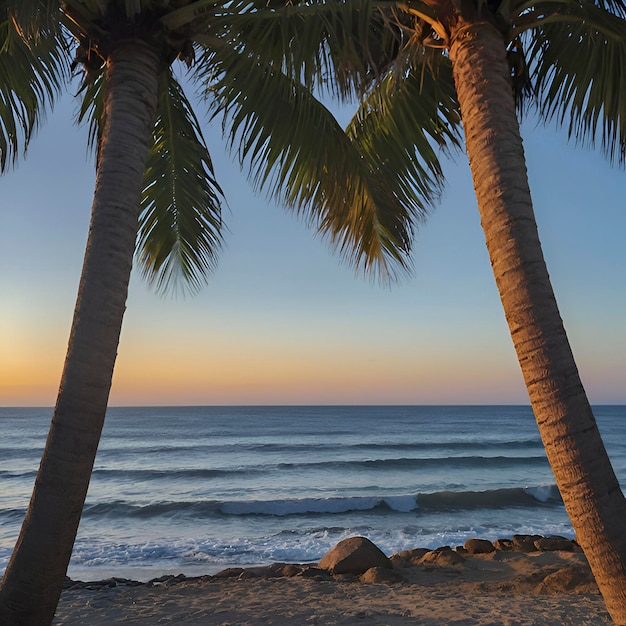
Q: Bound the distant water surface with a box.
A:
[1,405,624,581]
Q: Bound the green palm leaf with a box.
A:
[0,4,67,171]
[190,0,391,100]
[137,68,224,295]
[521,1,626,162]
[75,67,105,155]
[5,0,62,39]
[203,44,434,279]
[346,53,462,212]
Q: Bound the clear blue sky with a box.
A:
[1,81,624,406]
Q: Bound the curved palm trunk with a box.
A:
[0,42,160,625]
[447,19,626,623]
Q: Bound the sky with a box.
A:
[1,78,625,406]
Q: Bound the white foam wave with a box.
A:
[524,484,561,503]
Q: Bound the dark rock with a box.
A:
[512,534,543,552]
[534,536,578,552]
[318,536,392,575]
[360,567,405,584]
[536,566,599,594]
[390,548,430,568]
[278,563,304,577]
[163,574,188,587]
[247,563,300,578]
[419,546,466,566]
[494,538,514,551]
[464,538,495,554]
[213,567,246,579]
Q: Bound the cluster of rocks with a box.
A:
[316,534,582,575]
[62,534,584,590]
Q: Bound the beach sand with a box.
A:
[53,542,611,625]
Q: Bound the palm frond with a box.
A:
[159,0,225,31]
[522,2,626,163]
[204,44,452,279]
[346,53,462,211]
[137,68,224,295]
[588,0,626,18]
[177,0,397,100]
[5,0,62,40]
[0,6,68,171]
[75,67,105,156]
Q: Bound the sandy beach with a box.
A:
[53,538,611,625]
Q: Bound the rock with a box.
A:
[360,567,405,584]
[536,566,598,594]
[419,546,466,566]
[390,553,407,568]
[464,538,495,554]
[278,563,304,577]
[390,548,430,567]
[318,536,392,575]
[246,563,303,578]
[213,567,246,579]
[512,534,543,552]
[144,574,189,587]
[494,538,514,551]
[534,536,577,552]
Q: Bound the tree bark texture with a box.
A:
[0,42,161,625]
[448,19,626,623]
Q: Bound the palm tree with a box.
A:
[247,0,626,620]
[0,1,444,623]
[219,0,626,620]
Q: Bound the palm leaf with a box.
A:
[520,0,626,162]
[137,68,224,295]
[175,0,397,100]
[5,0,62,40]
[202,43,444,279]
[0,5,68,171]
[75,67,105,156]
[346,53,462,212]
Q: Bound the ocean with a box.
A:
[1,405,625,582]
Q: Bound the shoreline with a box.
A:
[54,535,611,625]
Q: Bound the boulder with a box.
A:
[493,538,514,551]
[419,546,466,566]
[318,537,392,575]
[390,548,430,568]
[360,567,405,584]
[277,563,304,577]
[212,568,246,579]
[463,538,495,554]
[512,534,543,552]
[534,536,577,552]
[536,566,598,594]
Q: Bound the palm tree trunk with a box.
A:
[0,42,160,625]
[447,18,626,623]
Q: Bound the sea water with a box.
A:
[1,405,625,581]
